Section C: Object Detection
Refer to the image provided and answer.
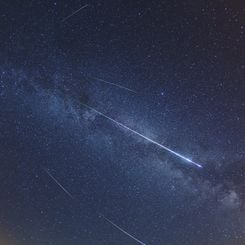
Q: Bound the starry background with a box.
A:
[0,0,244,244]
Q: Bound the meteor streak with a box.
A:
[101,214,146,245]
[62,4,89,22]
[81,103,203,168]
[42,168,145,243]
[43,168,74,199]
[90,76,137,94]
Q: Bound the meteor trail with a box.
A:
[42,168,145,244]
[81,103,203,168]
[61,4,89,22]
[89,76,137,94]
[43,168,74,199]
[101,215,146,245]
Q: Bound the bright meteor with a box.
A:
[81,103,203,168]
[101,214,146,245]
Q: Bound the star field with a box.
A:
[0,1,244,244]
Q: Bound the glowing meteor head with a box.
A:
[196,163,203,168]
[191,161,203,168]
[184,157,203,168]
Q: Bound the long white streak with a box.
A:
[91,76,137,94]
[81,103,203,168]
[43,168,74,199]
[101,215,146,245]
[62,4,89,22]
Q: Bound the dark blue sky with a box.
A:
[0,0,244,244]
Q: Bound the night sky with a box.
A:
[0,1,244,244]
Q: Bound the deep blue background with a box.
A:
[0,0,244,244]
